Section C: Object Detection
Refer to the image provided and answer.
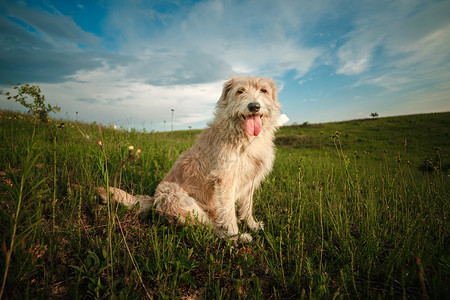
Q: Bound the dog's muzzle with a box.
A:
[242,102,263,136]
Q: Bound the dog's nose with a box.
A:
[248,102,260,112]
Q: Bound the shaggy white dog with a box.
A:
[99,76,282,242]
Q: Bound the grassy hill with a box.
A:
[0,110,449,299]
[277,112,449,160]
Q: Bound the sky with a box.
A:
[1,0,449,131]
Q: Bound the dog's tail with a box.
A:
[98,187,154,213]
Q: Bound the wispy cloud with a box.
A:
[5,3,100,46]
[104,0,325,83]
[335,1,450,83]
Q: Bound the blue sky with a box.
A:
[1,0,449,131]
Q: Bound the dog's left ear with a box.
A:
[267,78,278,102]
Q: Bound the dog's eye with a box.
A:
[237,89,244,94]
[260,89,267,94]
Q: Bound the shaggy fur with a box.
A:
[99,76,281,242]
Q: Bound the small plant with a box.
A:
[114,145,142,188]
[1,83,60,139]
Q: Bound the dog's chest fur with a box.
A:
[234,137,274,181]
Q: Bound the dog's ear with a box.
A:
[218,78,234,102]
[267,78,278,102]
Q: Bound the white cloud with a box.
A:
[335,0,450,102]
[336,57,369,75]
[335,16,385,75]
[301,98,320,103]
[38,66,224,130]
[104,0,326,83]
[4,1,100,47]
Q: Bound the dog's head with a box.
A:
[215,76,281,137]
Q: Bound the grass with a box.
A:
[0,109,449,299]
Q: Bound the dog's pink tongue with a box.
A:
[245,115,262,136]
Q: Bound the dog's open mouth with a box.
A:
[242,114,263,136]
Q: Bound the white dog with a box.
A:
[99,76,282,242]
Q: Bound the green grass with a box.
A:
[0,110,449,299]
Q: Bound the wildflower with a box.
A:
[128,146,135,158]
[238,246,252,256]
[330,130,341,140]
[97,140,103,146]
[30,244,47,263]
[127,146,141,160]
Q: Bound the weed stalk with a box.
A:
[97,140,116,299]
[52,136,57,234]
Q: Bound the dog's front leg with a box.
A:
[237,184,264,232]
[213,177,252,242]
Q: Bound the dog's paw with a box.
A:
[238,233,253,243]
[256,221,265,231]
[248,220,264,231]
[228,232,253,243]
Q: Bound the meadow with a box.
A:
[0,109,449,299]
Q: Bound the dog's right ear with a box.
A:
[218,78,234,102]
